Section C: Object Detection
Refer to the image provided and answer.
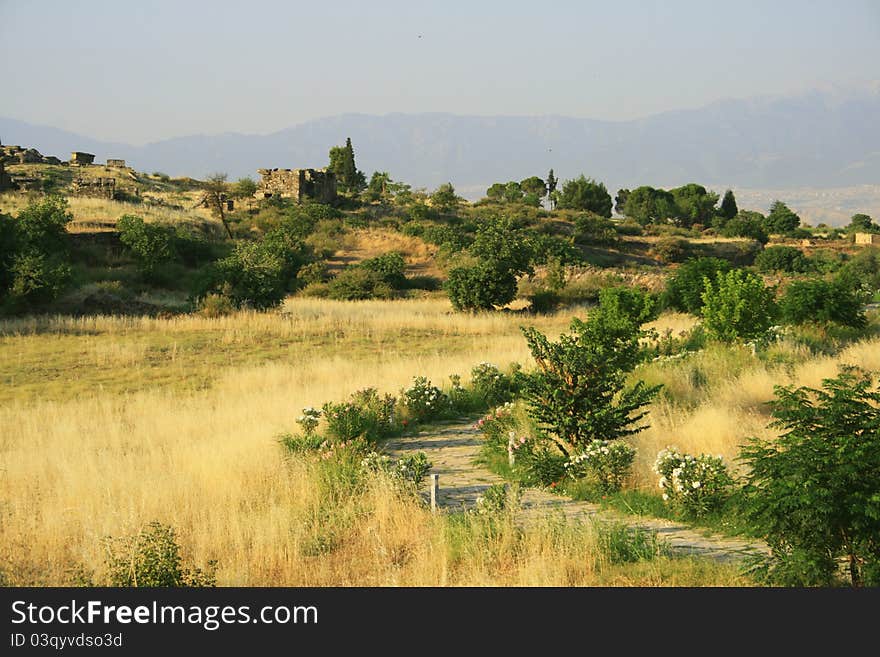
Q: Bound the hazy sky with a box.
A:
[2,0,879,144]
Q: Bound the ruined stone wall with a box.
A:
[72,176,117,199]
[255,168,336,204]
[70,152,95,165]
[0,144,62,165]
[855,232,880,245]
[106,159,126,168]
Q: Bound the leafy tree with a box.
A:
[754,245,812,273]
[486,183,506,201]
[835,247,880,293]
[359,251,407,288]
[204,173,233,239]
[329,137,366,194]
[546,169,558,209]
[445,264,518,311]
[719,189,738,221]
[503,181,523,203]
[573,212,618,247]
[764,200,800,234]
[720,211,769,244]
[117,214,176,279]
[701,269,776,342]
[779,278,866,328]
[430,182,459,213]
[740,367,880,586]
[13,196,72,255]
[557,175,613,217]
[669,183,718,227]
[232,177,257,199]
[848,213,877,233]
[662,257,732,315]
[623,186,676,225]
[365,171,393,203]
[470,217,534,276]
[614,188,630,216]
[520,176,546,198]
[520,295,661,455]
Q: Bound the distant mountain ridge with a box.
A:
[2,85,879,198]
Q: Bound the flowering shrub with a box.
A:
[473,402,517,447]
[566,440,636,492]
[296,407,321,435]
[400,376,448,421]
[278,431,325,453]
[322,388,397,442]
[361,451,432,492]
[470,362,517,406]
[474,483,520,515]
[653,447,733,517]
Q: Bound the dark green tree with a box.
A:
[445,264,518,311]
[546,169,558,209]
[614,188,630,215]
[779,278,866,328]
[520,176,546,198]
[329,137,366,194]
[623,186,676,225]
[848,213,876,233]
[557,175,613,217]
[719,189,738,221]
[430,182,459,213]
[486,183,506,201]
[720,211,769,244]
[670,183,718,227]
[503,181,523,203]
[764,200,800,234]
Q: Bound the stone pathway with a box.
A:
[385,420,769,564]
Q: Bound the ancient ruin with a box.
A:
[71,176,118,199]
[70,151,95,166]
[0,143,62,165]
[855,232,880,246]
[106,159,126,168]
[255,168,336,204]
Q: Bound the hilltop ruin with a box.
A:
[255,168,336,204]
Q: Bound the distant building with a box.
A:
[255,168,336,204]
[854,232,880,246]
[70,151,95,166]
[106,159,126,168]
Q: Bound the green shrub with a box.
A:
[653,447,733,518]
[322,388,398,442]
[117,214,176,279]
[200,242,287,310]
[662,257,732,314]
[740,367,880,586]
[779,278,866,328]
[474,483,520,514]
[327,267,394,300]
[105,521,216,587]
[474,402,518,448]
[573,213,619,246]
[516,445,568,487]
[701,269,776,342]
[445,264,517,311]
[359,251,407,288]
[598,286,658,324]
[470,362,518,407]
[754,245,812,273]
[566,440,636,492]
[196,292,235,317]
[528,288,561,313]
[400,376,449,421]
[650,236,690,263]
[721,212,769,244]
[360,451,432,493]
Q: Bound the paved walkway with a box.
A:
[385,421,769,564]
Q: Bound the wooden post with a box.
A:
[430,473,439,512]
[508,431,516,468]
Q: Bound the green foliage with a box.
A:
[117,214,176,278]
[200,241,288,310]
[475,483,521,514]
[470,217,534,276]
[430,182,460,213]
[329,137,366,193]
[669,183,718,227]
[654,448,733,518]
[519,176,546,198]
[764,200,800,234]
[597,286,658,325]
[573,212,619,246]
[520,295,662,455]
[364,171,393,203]
[614,189,630,215]
[105,521,216,587]
[740,367,880,586]
[13,196,72,254]
[469,362,519,407]
[400,376,449,421]
[720,211,769,244]
[359,251,407,288]
[701,269,776,342]
[650,236,690,263]
[327,267,394,300]
[835,247,880,294]
[754,245,812,273]
[566,440,636,492]
[623,186,676,225]
[557,175,613,217]
[360,451,432,493]
[662,256,732,314]
[779,278,867,328]
[6,251,71,305]
[445,264,517,311]
[847,213,877,233]
[719,190,738,221]
[232,177,257,198]
[322,388,398,442]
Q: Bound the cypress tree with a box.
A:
[720,189,738,220]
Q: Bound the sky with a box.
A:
[1,0,879,144]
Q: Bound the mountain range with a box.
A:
[2,84,879,203]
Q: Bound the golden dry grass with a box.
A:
[325,227,442,278]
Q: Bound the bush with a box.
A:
[360,451,432,493]
[650,236,690,263]
[566,440,636,492]
[117,214,176,278]
[196,292,235,317]
[779,278,867,328]
[701,269,776,342]
[573,213,619,246]
[557,176,613,217]
[400,376,449,421]
[322,388,398,442]
[475,483,520,514]
[662,257,732,314]
[470,362,518,407]
[445,263,517,311]
[105,522,216,587]
[754,245,812,273]
[598,286,658,324]
[327,267,394,300]
[721,212,769,244]
[528,289,561,313]
[201,241,287,310]
[653,447,733,518]
[359,251,407,289]
[740,367,880,586]
[474,402,518,448]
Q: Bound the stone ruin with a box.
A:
[0,143,62,165]
[255,167,336,204]
[106,159,126,168]
[70,151,95,166]
[855,232,880,246]
[71,176,118,200]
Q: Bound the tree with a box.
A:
[740,366,880,586]
[365,171,392,203]
[204,173,233,239]
[779,278,866,328]
[719,189,738,221]
[720,211,769,244]
[701,269,776,342]
[669,183,718,227]
[117,214,176,280]
[232,177,257,199]
[614,188,630,216]
[486,183,506,201]
[520,176,546,198]
[503,181,523,203]
[662,256,732,315]
[470,217,534,276]
[764,200,800,234]
[623,186,676,225]
[445,264,518,311]
[430,182,459,213]
[546,169,558,209]
[848,213,877,233]
[572,213,618,247]
[556,175,612,217]
[520,293,661,456]
[328,137,366,194]
[754,245,812,273]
